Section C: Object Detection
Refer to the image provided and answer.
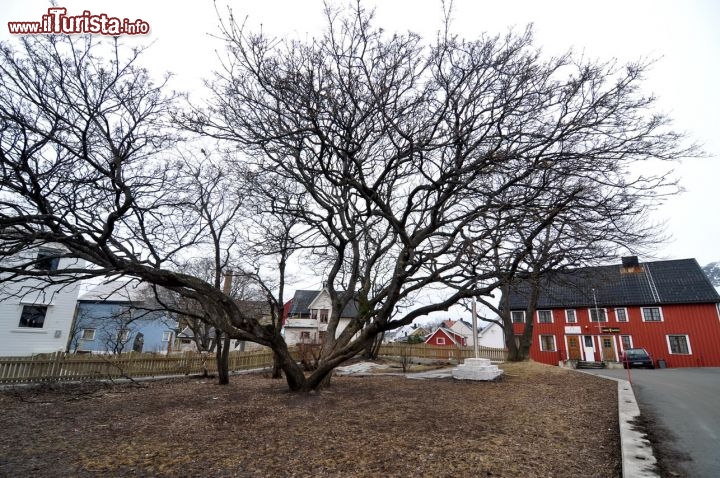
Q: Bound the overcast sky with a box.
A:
[3,0,719,268]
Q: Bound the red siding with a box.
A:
[425,329,465,347]
[513,304,720,368]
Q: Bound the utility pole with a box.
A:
[472,295,479,359]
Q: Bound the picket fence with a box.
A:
[0,349,275,385]
[0,343,506,384]
[378,343,507,362]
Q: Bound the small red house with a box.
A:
[508,257,720,368]
[425,327,467,347]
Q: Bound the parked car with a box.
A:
[621,348,655,369]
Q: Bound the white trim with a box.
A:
[511,310,525,323]
[436,337,446,345]
[614,307,628,323]
[599,335,618,361]
[539,334,556,352]
[641,306,664,322]
[536,310,553,324]
[564,309,577,323]
[162,331,172,342]
[588,307,608,323]
[619,335,633,351]
[666,334,692,355]
[81,328,96,341]
[10,329,48,334]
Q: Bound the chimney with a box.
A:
[620,256,641,273]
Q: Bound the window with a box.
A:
[436,337,446,345]
[615,308,628,322]
[162,331,172,342]
[319,309,329,323]
[300,331,311,341]
[565,309,576,323]
[318,331,327,343]
[81,328,96,340]
[537,310,553,324]
[511,311,525,323]
[310,309,318,320]
[667,335,691,354]
[589,308,608,322]
[620,335,632,350]
[642,307,663,322]
[540,335,556,352]
[584,336,593,347]
[18,305,47,328]
[35,249,60,271]
[117,329,130,342]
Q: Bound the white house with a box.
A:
[0,245,84,356]
[283,288,358,345]
[443,319,505,348]
[477,321,505,348]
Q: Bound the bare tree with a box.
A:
[2,3,692,391]
[181,2,691,388]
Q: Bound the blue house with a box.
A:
[70,281,177,354]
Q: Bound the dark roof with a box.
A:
[287,290,359,318]
[507,258,720,310]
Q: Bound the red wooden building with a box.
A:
[508,257,720,368]
[424,327,467,347]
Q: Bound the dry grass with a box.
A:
[0,361,620,477]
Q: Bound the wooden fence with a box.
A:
[0,343,506,385]
[377,343,507,362]
[0,349,275,385]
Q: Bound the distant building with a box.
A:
[283,288,358,345]
[0,245,84,356]
[424,327,467,347]
[507,257,720,367]
[70,281,176,354]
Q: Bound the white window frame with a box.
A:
[641,307,664,322]
[117,329,130,342]
[588,308,608,323]
[666,335,692,355]
[539,335,556,352]
[619,335,633,351]
[565,309,577,323]
[436,337,446,345]
[615,307,628,322]
[511,311,525,323]
[162,331,172,342]
[318,309,329,323]
[18,305,48,328]
[81,328,96,341]
[537,310,553,324]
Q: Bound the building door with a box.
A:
[567,336,581,360]
[583,335,595,361]
[601,336,616,361]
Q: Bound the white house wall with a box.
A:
[0,255,84,356]
[478,323,505,348]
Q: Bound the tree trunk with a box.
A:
[215,331,231,385]
[271,349,283,379]
[361,332,383,360]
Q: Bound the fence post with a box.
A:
[50,350,63,380]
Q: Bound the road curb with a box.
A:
[578,371,659,477]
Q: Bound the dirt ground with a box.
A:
[0,361,621,477]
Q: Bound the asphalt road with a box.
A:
[585,367,720,477]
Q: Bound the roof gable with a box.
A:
[288,289,359,318]
[425,327,463,345]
